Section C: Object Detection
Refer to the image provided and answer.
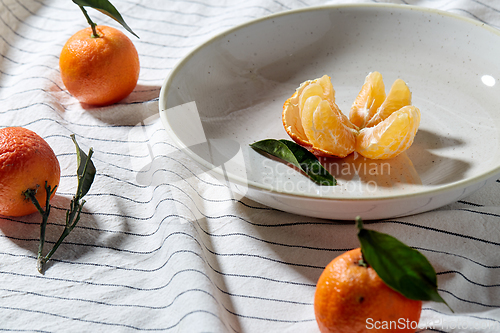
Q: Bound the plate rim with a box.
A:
[159,3,500,203]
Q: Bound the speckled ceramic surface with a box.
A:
[159,3,500,220]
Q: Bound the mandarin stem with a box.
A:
[24,182,57,274]
[79,5,99,38]
[24,188,46,270]
[41,228,70,265]
[40,192,85,267]
[355,216,369,268]
[38,148,92,270]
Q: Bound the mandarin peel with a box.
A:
[283,72,420,160]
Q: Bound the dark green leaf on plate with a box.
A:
[250,139,336,186]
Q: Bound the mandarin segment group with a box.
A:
[283,72,421,160]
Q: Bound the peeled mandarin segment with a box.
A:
[338,106,358,131]
[283,75,339,150]
[301,95,322,139]
[356,105,421,160]
[299,83,326,116]
[301,98,356,158]
[349,71,386,128]
[299,75,335,112]
[311,75,358,131]
[365,78,412,128]
[283,92,311,148]
[283,80,318,148]
[317,74,335,103]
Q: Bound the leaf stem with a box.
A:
[36,147,93,273]
[24,182,57,273]
[40,224,71,267]
[29,136,95,274]
[79,5,99,37]
[355,216,364,231]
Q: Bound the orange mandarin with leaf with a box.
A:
[314,248,422,333]
[282,72,421,159]
[59,25,140,106]
[313,216,452,333]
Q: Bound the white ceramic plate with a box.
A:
[159,4,500,220]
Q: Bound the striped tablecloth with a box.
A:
[1,0,499,332]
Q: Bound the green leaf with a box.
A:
[72,0,139,38]
[356,217,453,311]
[71,135,96,198]
[250,139,336,186]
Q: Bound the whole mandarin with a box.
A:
[0,127,61,217]
[59,25,140,106]
[314,248,422,333]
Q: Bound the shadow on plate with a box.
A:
[320,152,422,188]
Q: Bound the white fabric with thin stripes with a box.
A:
[0,0,499,332]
